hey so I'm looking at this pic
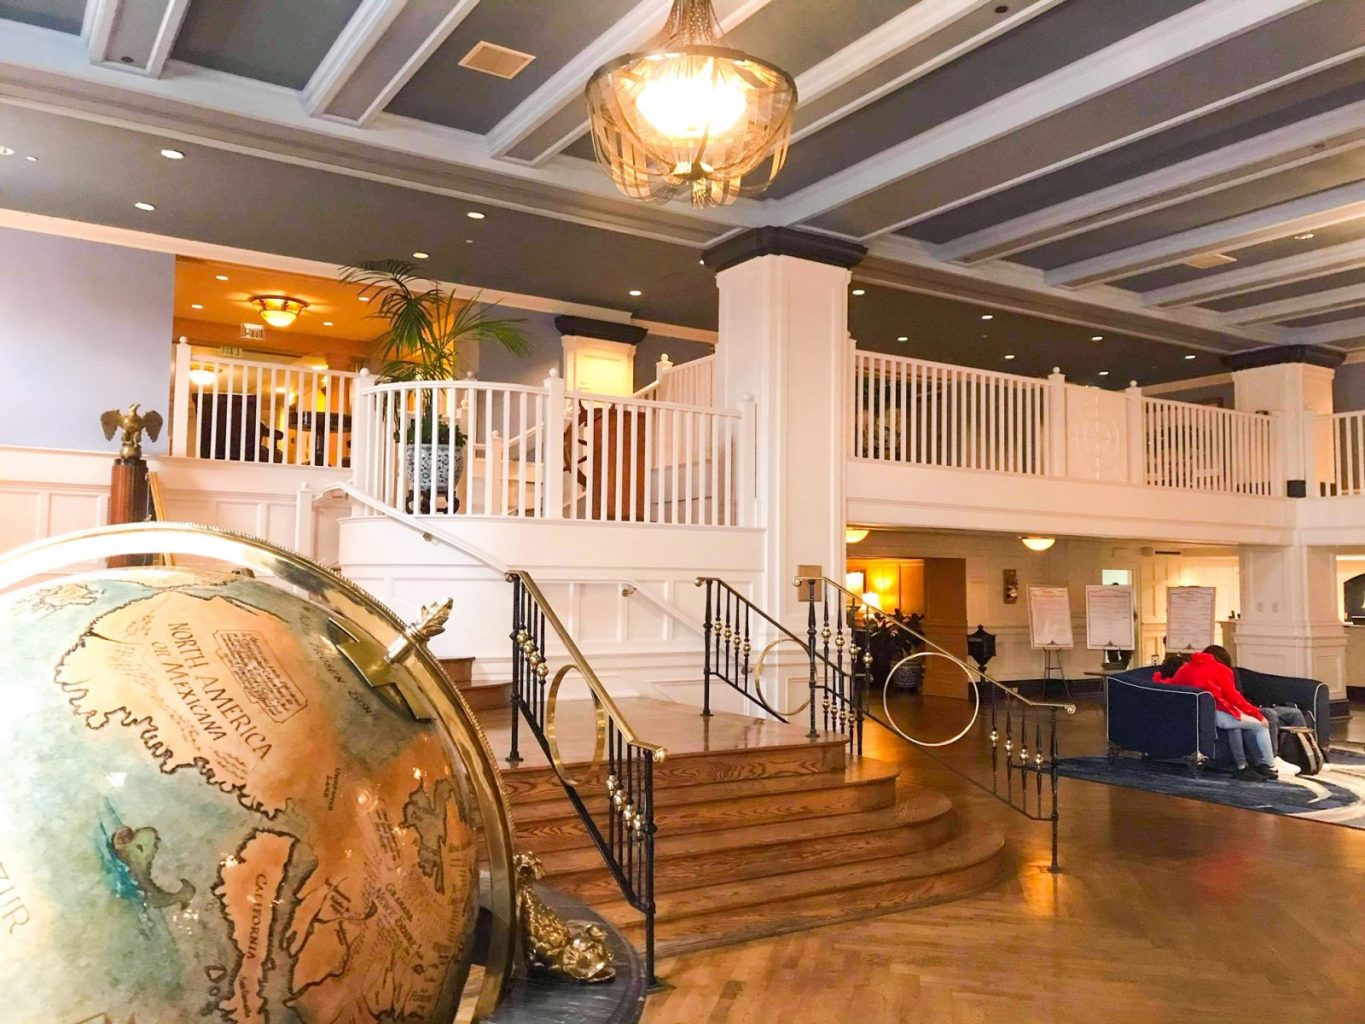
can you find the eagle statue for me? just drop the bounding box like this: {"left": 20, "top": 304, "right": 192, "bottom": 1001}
{"left": 100, "top": 403, "right": 164, "bottom": 461}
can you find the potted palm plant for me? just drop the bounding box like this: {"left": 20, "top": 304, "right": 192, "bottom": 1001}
{"left": 341, "top": 260, "right": 529, "bottom": 507}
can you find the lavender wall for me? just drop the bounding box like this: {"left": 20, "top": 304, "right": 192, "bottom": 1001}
{"left": 0, "top": 228, "right": 175, "bottom": 453}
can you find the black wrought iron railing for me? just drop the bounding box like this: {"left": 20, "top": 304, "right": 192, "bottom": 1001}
{"left": 505, "top": 570, "right": 663, "bottom": 984}
{"left": 796, "top": 575, "right": 1076, "bottom": 872}
{"left": 695, "top": 576, "right": 864, "bottom": 752}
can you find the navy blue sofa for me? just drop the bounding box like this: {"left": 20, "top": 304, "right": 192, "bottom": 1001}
{"left": 1105, "top": 665, "right": 1330, "bottom": 768}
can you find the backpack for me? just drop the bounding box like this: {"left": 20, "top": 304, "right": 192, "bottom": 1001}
{"left": 1279, "top": 725, "right": 1324, "bottom": 776}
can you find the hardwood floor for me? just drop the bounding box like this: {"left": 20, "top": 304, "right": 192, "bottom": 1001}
{"left": 641, "top": 696, "right": 1365, "bottom": 1024}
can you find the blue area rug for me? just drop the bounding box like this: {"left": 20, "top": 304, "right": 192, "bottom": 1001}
{"left": 1055, "top": 750, "right": 1365, "bottom": 829}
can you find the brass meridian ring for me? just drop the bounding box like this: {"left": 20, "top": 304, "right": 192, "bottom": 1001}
{"left": 752, "top": 637, "right": 815, "bottom": 717}
{"left": 544, "top": 664, "right": 607, "bottom": 788}
{"left": 880, "top": 650, "right": 982, "bottom": 748}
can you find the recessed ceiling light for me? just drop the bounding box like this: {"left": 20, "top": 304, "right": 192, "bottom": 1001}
{"left": 323, "top": 320, "right": 335, "bottom": 327}
{"left": 467, "top": 211, "right": 486, "bottom": 220}
{"left": 133, "top": 201, "right": 155, "bottom": 211}
{"left": 980, "top": 314, "right": 994, "bottom": 321}
{"left": 897, "top": 335, "right": 908, "bottom": 342}
{"left": 23, "top": 155, "right": 37, "bottom": 162}
{"left": 1294, "top": 232, "right": 1315, "bottom": 241}
{"left": 215, "top": 274, "right": 229, "bottom": 281}
{"left": 629, "top": 289, "right": 643, "bottom": 297}
{"left": 1099, "top": 370, "right": 1110, "bottom": 376}
{"left": 0, "top": 146, "right": 14, "bottom": 156}
{"left": 851, "top": 288, "right": 866, "bottom": 296}
{"left": 1004, "top": 354, "right": 1016, "bottom": 360}
{"left": 190, "top": 303, "right": 203, "bottom": 310}
{"left": 412, "top": 251, "right": 430, "bottom": 259}
{"left": 1091, "top": 335, "right": 1103, "bottom": 341}
{"left": 160, "top": 148, "right": 184, "bottom": 160}
{"left": 698, "top": 259, "right": 705, "bottom": 265}
{"left": 1184, "top": 354, "right": 1197, "bottom": 360}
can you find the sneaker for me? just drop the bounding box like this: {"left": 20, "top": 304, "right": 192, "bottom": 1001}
{"left": 1252, "top": 763, "right": 1279, "bottom": 780}
{"left": 1274, "top": 757, "right": 1301, "bottom": 778}
{"left": 1233, "top": 766, "right": 1261, "bottom": 781}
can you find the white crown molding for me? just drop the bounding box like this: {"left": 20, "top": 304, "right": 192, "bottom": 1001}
{"left": 1046, "top": 180, "right": 1365, "bottom": 288}
{"left": 939, "top": 99, "right": 1365, "bottom": 265}
{"left": 769, "top": 0, "right": 1324, "bottom": 229}
{"left": 1142, "top": 237, "right": 1365, "bottom": 309}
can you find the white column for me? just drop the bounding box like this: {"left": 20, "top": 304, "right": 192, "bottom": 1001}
{"left": 1230, "top": 354, "right": 1337, "bottom": 495}
{"left": 1237, "top": 544, "right": 1347, "bottom": 698}
{"left": 542, "top": 369, "right": 566, "bottom": 519}
{"left": 710, "top": 231, "right": 863, "bottom": 623}
{"left": 1046, "top": 368, "right": 1067, "bottom": 478}
{"left": 171, "top": 336, "right": 191, "bottom": 458}
{"left": 1125, "top": 382, "right": 1145, "bottom": 486}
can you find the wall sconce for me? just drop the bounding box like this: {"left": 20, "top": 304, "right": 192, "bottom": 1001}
{"left": 846, "top": 528, "right": 869, "bottom": 544}
{"left": 252, "top": 295, "right": 308, "bottom": 328}
{"left": 1020, "top": 536, "right": 1056, "bottom": 552}
{"left": 188, "top": 366, "right": 217, "bottom": 387}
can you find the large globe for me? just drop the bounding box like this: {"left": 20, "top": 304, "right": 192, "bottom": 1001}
{"left": 0, "top": 566, "right": 479, "bottom": 1024}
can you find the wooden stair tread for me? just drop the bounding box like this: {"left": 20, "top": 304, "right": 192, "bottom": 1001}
{"left": 599, "top": 827, "right": 1005, "bottom": 927}
{"left": 511, "top": 757, "right": 899, "bottom": 825}
{"left": 534, "top": 788, "right": 954, "bottom": 877}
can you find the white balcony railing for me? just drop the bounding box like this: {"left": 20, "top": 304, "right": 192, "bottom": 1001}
{"left": 352, "top": 373, "right": 753, "bottom": 526}
{"left": 852, "top": 350, "right": 1281, "bottom": 497}
{"left": 1324, "top": 410, "right": 1365, "bottom": 497}
{"left": 170, "top": 339, "right": 360, "bottom": 468}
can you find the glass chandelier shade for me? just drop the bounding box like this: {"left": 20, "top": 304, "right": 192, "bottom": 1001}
{"left": 252, "top": 296, "right": 307, "bottom": 329}
{"left": 585, "top": 0, "right": 797, "bottom": 208}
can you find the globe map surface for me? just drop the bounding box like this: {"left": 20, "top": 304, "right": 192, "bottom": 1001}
{"left": 0, "top": 566, "right": 479, "bottom": 1024}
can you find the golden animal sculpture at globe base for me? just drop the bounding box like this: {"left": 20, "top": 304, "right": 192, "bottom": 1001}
{"left": 0, "top": 522, "right": 521, "bottom": 1022}
{"left": 99, "top": 404, "right": 165, "bottom": 568}
{"left": 515, "top": 852, "right": 617, "bottom": 983}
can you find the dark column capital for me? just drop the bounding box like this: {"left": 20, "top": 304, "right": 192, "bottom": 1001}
{"left": 1220, "top": 345, "right": 1345, "bottom": 371}
{"left": 702, "top": 226, "right": 868, "bottom": 273}
{"left": 553, "top": 315, "right": 647, "bottom": 345}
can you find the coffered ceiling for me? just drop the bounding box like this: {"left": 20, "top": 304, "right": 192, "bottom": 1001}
{"left": 0, "top": 0, "right": 1362, "bottom": 375}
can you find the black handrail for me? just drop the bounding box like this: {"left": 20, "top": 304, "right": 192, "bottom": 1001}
{"left": 695, "top": 576, "right": 864, "bottom": 751}
{"left": 506, "top": 569, "right": 662, "bottom": 985}
{"left": 796, "top": 575, "right": 1075, "bottom": 872}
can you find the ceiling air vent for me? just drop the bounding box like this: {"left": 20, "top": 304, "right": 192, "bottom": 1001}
{"left": 1183, "top": 252, "right": 1237, "bottom": 270}
{"left": 459, "top": 41, "right": 536, "bottom": 80}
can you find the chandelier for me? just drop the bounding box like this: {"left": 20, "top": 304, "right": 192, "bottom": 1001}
{"left": 585, "top": 0, "right": 797, "bottom": 207}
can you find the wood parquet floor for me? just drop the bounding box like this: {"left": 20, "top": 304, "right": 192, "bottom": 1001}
{"left": 641, "top": 698, "right": 1365, "bottom": 1024}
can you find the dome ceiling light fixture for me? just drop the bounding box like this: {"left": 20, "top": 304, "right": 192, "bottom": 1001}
{"left": 846, "top": 528, "right": 870, "bottom": 544}
{"left": 1020, "top": 536, "right": 1056, "bottom": 552}
{"left": 585, "top": 0, "right": 797, "bottom": 208}
{"left": 252, "top": 295, "right": 307, "bottom": 329}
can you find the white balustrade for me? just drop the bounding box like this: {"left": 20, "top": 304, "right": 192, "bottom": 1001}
{"left": 171, "top": 339, "right": 360, "bottom": 469}
{"left": 852, "top": 351, "right": 1053, "bottom": 475}
{"left": 353, "top": 375, "right": 745, "bottom": 526}
{"left": 1142, "top": 398, "right": 1276, "bottom": 496}
{"left": 1325, "top": 410, "right": 1365, "bottom": 497}
{"left": 654, "top": 353, "right": 715, "bottom": 407}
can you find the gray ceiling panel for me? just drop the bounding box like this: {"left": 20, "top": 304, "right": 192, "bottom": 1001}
{"left": 815, "top": 2, "right": 1365, "bottom": 237}
{"left": 914, "top": 60, "right": 1365, "bottom": 245}
{"left": 172, "top": 0, "right": 363, "bottom": 89}
{"left": 1201, "top": 267, "right": 1365, "bottom": 312}
{"left": 724, "top": 0, "right": 923, "bottom": 79}
{"left": 1115, "top": 219, "right": 1365, "bottom": 293}
{"left": 387, "top": 0, "right": 641, "bottom": 134}
{"left": 1015, "top": 150, "right": 1365, "bottom": 271}
{"left": 1280, "top": 304, "right": 1365, "bottom": 328}
{"left": 0, "top": 0, "right": 83, "bottom": 33}
{"left": 760, "top": 0, "right": 1202, "bottom": 199}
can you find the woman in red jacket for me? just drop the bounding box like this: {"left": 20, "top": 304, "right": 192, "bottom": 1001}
{"left": 1155, "top": 652, "right": 1278, "bottom": 780}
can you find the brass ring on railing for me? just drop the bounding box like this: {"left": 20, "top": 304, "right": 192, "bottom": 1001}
{"left": 880, "top": 651, "right": 982, "bottom": 748}
{"left": 544, "top": 664, "right": 607, "bottom": 788}
{"left": 752, "top": 637, "right": 815, "bottom": 717}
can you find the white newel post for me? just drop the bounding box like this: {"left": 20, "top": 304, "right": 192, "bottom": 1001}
{"left": 656, "top": 353, "right": 673, "bottom": 389}
{"left": 171, "top": 337, "right": 191, "bottom": 458}
{"left": 294, "top": 481, "right": 315, "bottom": 558}
{"left": 736, "top": 393, "right": 757, "bottom": 527}
{"left": 1046, "top": 368, "right": 1067, "bottom": 478}
{"left": 351, "top": 369, "right": 372, "bottom": 497}
{"left": 707, "top": 228, "right": 865, "bottom": 623}
{"left": 1125, "top": 382, "right": 1145, "bottom": 486}
{"left": 543, "top": 369, "right": 566, "bottom": 519}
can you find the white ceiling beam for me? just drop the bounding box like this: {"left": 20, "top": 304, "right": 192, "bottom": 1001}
{"left": 1045, "top": 181, "right": 1365, "bottom": 288}
{"left": 1142, "top": 237, "right": 1365, "bottom": 309}
{"left": 303, "top": 0, "right": 480, "bottom": 126}
{"left": 81, "top": 0, "right": 190, "bottom": 77}
{"left": 1283, "top": 315, "right": 1365, "bottom": 346}
{"left": 484, "top": 0, "right": 777, "bottom": 161}
{"left": 939, "top": 99, "right": 1365, "bottom": 265}
{"left": 771, "top": 0, "right": 1323, "bottom": 229}
{"left": 1223, "top": 282, "right": 1365, "bottom": 327}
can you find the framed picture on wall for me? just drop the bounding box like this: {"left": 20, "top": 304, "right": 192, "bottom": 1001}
{"left": 1003, "top": 568, "right": 1019, "bottom": 604}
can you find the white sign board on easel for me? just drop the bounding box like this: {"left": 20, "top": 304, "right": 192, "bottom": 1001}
{"left": 1166, "top": 586, "right": 1217, "bottom": 653}
{"left": 1027, "top": 586, "right": 1074, "bottom": 650}
{"left": 1085, "top": 584, "right": 1135, "bottom": 651}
